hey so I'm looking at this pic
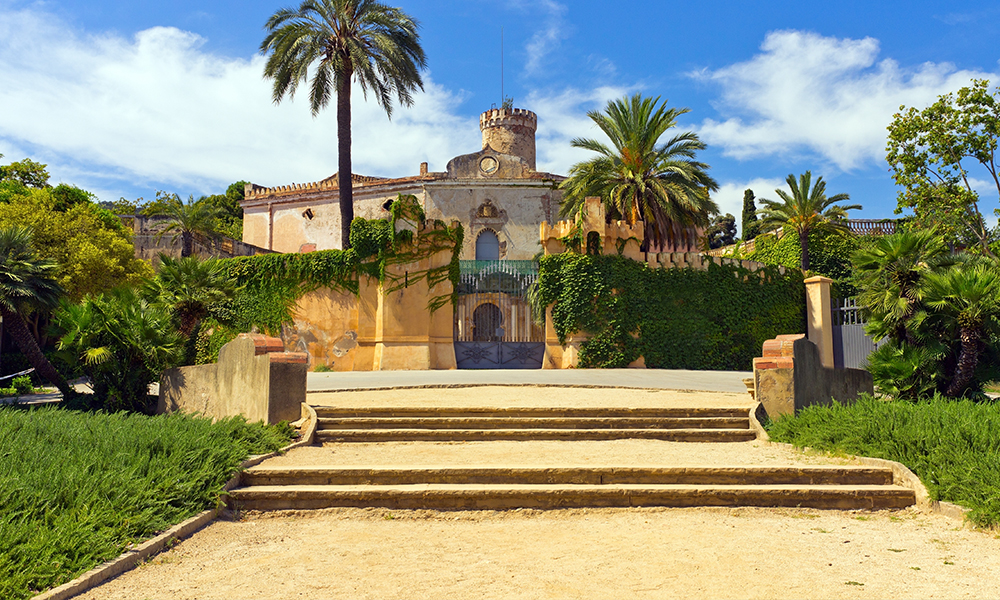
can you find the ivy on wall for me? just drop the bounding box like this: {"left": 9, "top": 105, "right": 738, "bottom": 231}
{"left": 536, "top": 253, "right": 805, "bottom": 370}
{"left": 193, "top": 195, "right": 463, "bottom": 363}
{"left": 743, "top": 228, "right": 868, "bottom": 297}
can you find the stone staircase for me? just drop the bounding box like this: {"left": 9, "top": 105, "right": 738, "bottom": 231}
{"left": 229, "top": 402, "right": 917, "bottom": 512}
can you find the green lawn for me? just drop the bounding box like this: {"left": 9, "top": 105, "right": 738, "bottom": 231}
{"left": 0, "top": 406, "right": 293, "bottom": 600}
{"left": 766, "top": 395, "right": 1000, "bottom": 528}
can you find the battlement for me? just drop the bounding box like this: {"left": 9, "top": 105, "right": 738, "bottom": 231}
{"left": 540, "top": 197, "right": 645, "bottom": 260}
{"left": 480, "top": 108, "right": 538, "bottom": 131}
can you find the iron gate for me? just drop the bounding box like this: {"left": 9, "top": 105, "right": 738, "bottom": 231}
{"left": 454, "top": 260, "right": 545, "bottom": 369}
{"left": 832, "top": 298, "right": 884, "bottom": 369}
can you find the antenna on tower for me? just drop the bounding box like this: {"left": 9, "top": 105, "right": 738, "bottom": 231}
{"left": 501, "top": 27, "right": 504, "bottom": 107}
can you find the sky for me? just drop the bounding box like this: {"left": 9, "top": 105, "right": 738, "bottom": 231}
{"left": 2, "top": 0, "right": 1000, "bottom": 233}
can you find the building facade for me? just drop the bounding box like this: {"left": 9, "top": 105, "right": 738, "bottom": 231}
{"left": 241, "top": 107, "right": 565, "bottom": 261}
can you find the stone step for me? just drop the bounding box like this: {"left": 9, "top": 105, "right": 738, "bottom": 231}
{"left": 311, "top": 406, "right": 750, "bottom": 419}
{"left": 242, "top": 466, "right": 895, "bottom": 487}
{"left": 229, "top": 483, "right": 916, "bottom": 511}
{"left": 314, "top": 428, "right": 758, "bottom": 443}
{"left": 316, "top": 416, "right": 750, "bottom": 431}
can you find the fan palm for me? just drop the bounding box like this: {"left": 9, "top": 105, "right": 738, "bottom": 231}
{"left": 0, "top": 225, "right": 73, "bottom": 397}
{"left": 852, "top": 229, "right": 953, "bottom": 345}
{"left": 144, "top": 194, "right": 221, "bottom": 257}
{"left": 758, "top": 171, "right": 861, "bottom": 271}
{"left": 143, "top": 255, "right": 239, "bottom": 336}
{"left": 261, "top": 0, "right": 426, "bottom": 250}
{"left": 922, "top": 263, "right": 1000, "bottom": 397}
{"left": 559, "top": 94, "right": 719, "bottom": 251}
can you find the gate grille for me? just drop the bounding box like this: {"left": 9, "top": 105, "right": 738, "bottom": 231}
{"left": 832, "top": 298, "right": 883, "bottom": 369}
{"left": 454, "top": 260, "right": 544, "bottom": 369}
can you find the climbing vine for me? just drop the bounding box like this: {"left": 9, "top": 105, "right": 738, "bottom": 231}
{"left": 536, "top": 253, "right": 805, "bottom": 370}
{"left": 194, "top": 194, "right": 463, "bottom": 362}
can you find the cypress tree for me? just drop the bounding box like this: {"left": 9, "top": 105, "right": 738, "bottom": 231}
{"left": 741, "top": 189, "right": 760, "bottom": 240}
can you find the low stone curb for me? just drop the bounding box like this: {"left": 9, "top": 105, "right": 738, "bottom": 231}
{"left": 31, "top": 403, "right": 318, "bottom": 600}
{"left": 747, "top": 402, "right": 971, "bottom": 523}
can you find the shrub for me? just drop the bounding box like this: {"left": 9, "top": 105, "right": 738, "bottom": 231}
{"left": 11, "top": 376, "right": 33, "bottom": 396}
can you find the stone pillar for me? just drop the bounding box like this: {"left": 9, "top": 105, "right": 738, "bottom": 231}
{"left": 804, "top": 275, "right": 834, "bottom": 368}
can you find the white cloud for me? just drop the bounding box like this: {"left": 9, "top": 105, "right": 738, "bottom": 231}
{"left": 518, "top": 0, "right": 568, "bottom": 76}
{"left": 694, "top": 30, "right": 998, "bottom": 171}
{"left": 0, "top": 6, "right": 479, "bottom": 199}
{"left": 712, "top": 178, "right": 785, "bottom": 236}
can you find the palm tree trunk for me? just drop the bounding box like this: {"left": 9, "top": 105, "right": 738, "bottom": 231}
{"left": 337, "top": 68, "right": 354, "bottom": 250}
{"left": 0, "top": 307, "right": 73, "bottom": 398}
{"left": 181, "top": 231, "right": 193, "bottom": 257}
{"left": 946, "top": 327, "right": 980, "bottom": 397}
{"left": 799, "top": 228, "right": 810, "bottom": 271}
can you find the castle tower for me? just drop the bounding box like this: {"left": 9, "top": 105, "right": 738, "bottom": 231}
{"left": 480, "top": 108, "right": 537, "bottom": 170}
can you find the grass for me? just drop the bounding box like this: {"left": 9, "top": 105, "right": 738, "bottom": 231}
{"left": 766, "top": 395, "right": 1000, "bottom": 528}
{"left": 0, "top": 405, "right": 294, "bottom": 600}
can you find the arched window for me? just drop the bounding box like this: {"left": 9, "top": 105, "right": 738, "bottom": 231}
{"left": 475, "top": 229, "right": 500, "bottom": 261}
{"left": 473, "top": 303, "right": 503, "bottom": 341}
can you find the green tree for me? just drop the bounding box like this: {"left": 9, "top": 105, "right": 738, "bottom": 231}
{"left": 0, "top": 225, "right": 73, "bottom": 397}
{"left": 0, "top": 188, "right": 152, "bottom": 301}
{"left": 741, "top": 188, "right": 761, "bottom": 240}
{"left": 758, "top": 171, "right": 861, "bottom": 271}
{"left": 559, "top": 94, "right": 719, "bottom": 251}
{"left": 202, "top": 181, "right": 248, "bottom": 240}
{"left": 886, "top": 79, "right": 1000, "bottom": 256}
{"left": 143, "top": 255, "right": 239, "bottom": 337}
{"left": 261, "top": 0, "right": 427, "bottom": 250}
{"left": 0, "top": 155, "right": 50, "bottom": 189}
{"left": 706, "top": 213, "right": 737, "bottom": 249}
{"left": 144, "top": 193, "right": 222, "bottom": 257}
{"left": 55, "top": 288, "right": 182, "bottom": 413}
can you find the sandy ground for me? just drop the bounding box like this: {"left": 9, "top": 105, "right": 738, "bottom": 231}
{"left": 76, "top": 506, "right": 999, "bottom": 600}
{"left": 307, "top": 386, "right": 754, "bottom": 409}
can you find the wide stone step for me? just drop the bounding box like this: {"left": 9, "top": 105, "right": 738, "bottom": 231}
{"left": 229, "top": 483, "right": 916, "bottom": 511}
{"left": 242, "top": 466, "right": 895, "bottom": 487}
{"left": 314, "top": 428, "right": 757, "bottom": 443}
{"left": 311, "top": 406, "right": 750, "bottom": 419}
{"left": 317, "top": 416, "right": 750, "bottom": 431}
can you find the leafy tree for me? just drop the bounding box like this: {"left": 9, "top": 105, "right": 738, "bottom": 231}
{"left": 143, "top": 193, "right": 222, "bottom": 257}
{"left": 758, "top": 171, "right": 861, "bottom": 271}
{"left": 0, "top": 188, "right": 152, "bottom": 300}
{"left": 559, "top": 94, "right": 719, "bottom": 251}
{"left": 202, "top": 181, "right": 248, "bottom": 240}
{"left": 0, "top": 225, "right": 73, "bottom": 397}
{"left": 261, "top": 0, "right": 427, "bottom": 249}
{"left": 55, "top": 288, "right": 182, "bottom": 413}
{"left": 886, "top": 79, "right": 1000, "bottom": 256}
{"left": 706, "top": 213, "right": 737, "bottom": 249}
{"left": 143, "top": 255, "right": 239, "bottom": 337}
{"left": 741, "top": 188, "right": 761, "bottom": 240}
{"left": 0, "top": 155, "right": 50, "bottom": 189}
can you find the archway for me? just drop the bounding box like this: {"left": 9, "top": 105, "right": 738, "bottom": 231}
{"left": 475, "top": 229, "right": 500, "bottom": 261}
{"left": 472, "top": 302, "right": 503, "bottom": 342}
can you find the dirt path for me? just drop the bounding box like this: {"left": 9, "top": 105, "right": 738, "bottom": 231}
{"left": 77, "top": 506, "right": 998, "bottom": 600}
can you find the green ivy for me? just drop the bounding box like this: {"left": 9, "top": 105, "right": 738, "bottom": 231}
{"left": 196, "top": 194, "right": 463, "bottom": 358}
{"left": 537, "top": 253, "right": 805, "bottom": 370}
{"left": 747, "top": 228, "right": 869, "bottom": 297}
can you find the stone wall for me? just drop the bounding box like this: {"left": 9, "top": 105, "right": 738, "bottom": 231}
{"left": 158, "top": 334, "right": 307, "bottom": 424}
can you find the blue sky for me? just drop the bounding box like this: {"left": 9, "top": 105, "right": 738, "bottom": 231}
{"left": 2, "top": 0, "right": 1000, "bottom": 232}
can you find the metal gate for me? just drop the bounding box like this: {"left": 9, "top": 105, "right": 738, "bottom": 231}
{"left": 454, "top": 260, "right": 545, "bottom": 369}
{"left": 832, "top": 298, "right": 884, "bottom": 369}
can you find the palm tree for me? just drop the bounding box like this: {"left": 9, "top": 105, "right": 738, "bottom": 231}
{"left": 922, "top": 263, "right": 1000, "bottom": 397}
{"left": 145, "top": 194, "right": 221, "bottom": 257}
{"left": 261, "top": 0, "right": 427, "bottom": 250}
{"left": 0, "top": 225, "right": 73, "bottom": 398}
{"left": 758, "top": 171, "right": 861, "bottom": 271}
{"left": 143, "top": 255, "right": 239, "bottom": 337}
{"left": 559, "top": 94, "right": 719, "bottom": 252}
{"left": 852, "top": 229, "right": 953, "bottom": 345}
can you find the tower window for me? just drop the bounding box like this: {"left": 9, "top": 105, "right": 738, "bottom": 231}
{"left": 475, "top": 229, "right": 500, "bottom": 261}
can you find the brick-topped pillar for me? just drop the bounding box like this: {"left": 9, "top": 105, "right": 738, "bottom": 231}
{"left": 804, "top": 276, "right": 834, "bottom": 368}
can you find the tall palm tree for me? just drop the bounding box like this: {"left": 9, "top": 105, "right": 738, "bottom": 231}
{"left": 758, "top": 171, "right": 861, "bottom": 271}
{"left": 261, "top": 0, "right": 427, "bottom": 250}
{"left": 143, "top": 255, "right": 239, "bottom": 337}
{"left": 0, "top": 225, "right": 73, "bottom": 398}
{"left": 145, "top": 194, "right": 221, "bottom": 257}
{"left": 559, "top": 94, "right": 719, "bottom": 252}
